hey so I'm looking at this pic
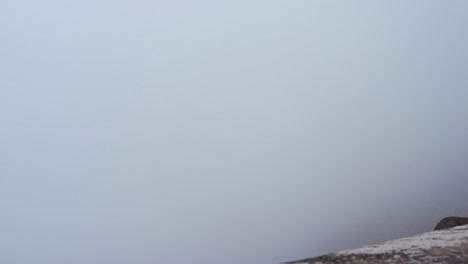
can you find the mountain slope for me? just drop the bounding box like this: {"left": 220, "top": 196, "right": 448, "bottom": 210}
{"left": 287, "top": 224, "right": 468, "bottom": 264}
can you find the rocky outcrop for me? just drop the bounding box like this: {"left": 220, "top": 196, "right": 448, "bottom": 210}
{"left": 434, "top": 217, "right": 468, "bottom": 231}
{"left": 286, "top": 218, "right": 468, "bottom": 264}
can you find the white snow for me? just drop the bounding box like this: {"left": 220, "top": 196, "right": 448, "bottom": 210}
{"left": 337, "top": 225, "right": 468, "bottom": 256}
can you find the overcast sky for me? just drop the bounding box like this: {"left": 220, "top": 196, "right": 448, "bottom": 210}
{"left": 1, "top": 1, "right": 468, "bottom": 264}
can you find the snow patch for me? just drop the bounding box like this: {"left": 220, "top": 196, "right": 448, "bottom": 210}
{"left": 337, "top": 225, "right": 468, "bottom": 256}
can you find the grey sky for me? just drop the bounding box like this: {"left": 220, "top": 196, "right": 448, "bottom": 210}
{"left": 1, "top": 1, "right": 468, "bottom": 264}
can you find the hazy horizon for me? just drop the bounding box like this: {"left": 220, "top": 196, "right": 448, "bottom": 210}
{"left": 1, "top": 1, "right": 468, "bottom": 264}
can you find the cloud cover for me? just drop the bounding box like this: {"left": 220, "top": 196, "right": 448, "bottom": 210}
{"left": 1, "top": 1, "right": 468, "bottom": 263}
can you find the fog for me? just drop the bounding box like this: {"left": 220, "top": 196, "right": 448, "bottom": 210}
{"left": 1, "top": 1, "right": 468, "bottom": 263}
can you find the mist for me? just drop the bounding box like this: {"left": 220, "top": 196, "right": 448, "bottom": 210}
{"left": 1, "top": 1, "right": 468, "bottom": 263}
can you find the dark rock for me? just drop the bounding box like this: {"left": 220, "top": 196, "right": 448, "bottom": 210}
{"left": 434, "top": 216, "right": 468, "bottom": 231}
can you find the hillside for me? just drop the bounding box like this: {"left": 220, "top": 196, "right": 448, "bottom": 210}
{"left": 287, "top": 219, "right": 468, "bottom": 264}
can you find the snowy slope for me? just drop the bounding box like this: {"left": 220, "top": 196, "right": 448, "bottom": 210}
{"left": 287, "top": 225, "right": 468, "bottom": 264}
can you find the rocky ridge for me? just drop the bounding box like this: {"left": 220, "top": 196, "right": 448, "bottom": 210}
{"left": 287, "top": 217, "right": 468, "bottom": 264}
